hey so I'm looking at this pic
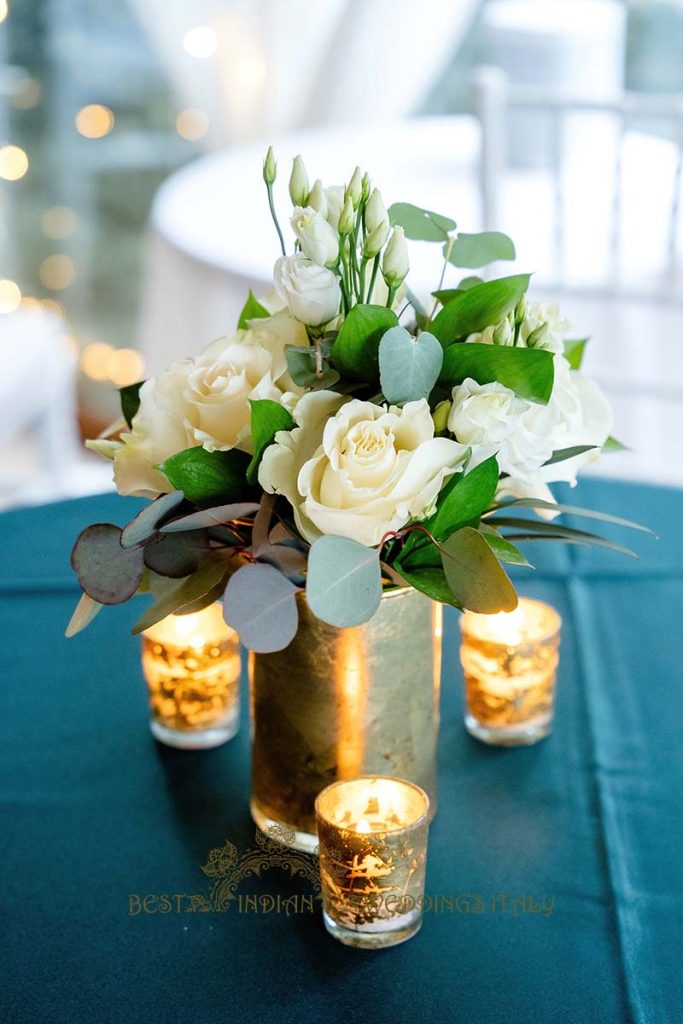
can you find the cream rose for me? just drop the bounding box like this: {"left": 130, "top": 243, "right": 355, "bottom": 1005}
{"left": 260, "top": 395, "right": 467, "bottom": 547}
{"left": 273, "top": 255, "right": 341, "bottom": 326}
{"left": 448, "top": 378, "right": 526, "bottom": 454}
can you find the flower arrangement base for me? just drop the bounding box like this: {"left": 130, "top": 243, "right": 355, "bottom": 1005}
{"left": 249, "top": 589, "right": 442, "bottom": 853}
{"left": 464, "top": 713, "right": 553, "bottom": 748}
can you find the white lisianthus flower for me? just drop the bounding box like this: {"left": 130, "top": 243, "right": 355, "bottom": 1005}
{"left": 382, "top": 226, "right": 409, "bottom": 288}
{"left": 448, "top": 378, "right": 526, "bottom": 456}
{"left": 260, "top": 395, "right": 468, "bottom": 547}
{"left": 291, "top": 206, "right": 339, "bottom": 267}
{"left": 519, "top": 301, "right": 570, "bottom": 353}
{"left": 273, "top": 255, "right": 341, "bottom": 326}
{"left": 324, "top": 185, "right": 345, "bottom": 229}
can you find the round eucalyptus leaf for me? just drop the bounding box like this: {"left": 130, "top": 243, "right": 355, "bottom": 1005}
{"left": 71, "top": 524, "right": 145, "bottom": 605}
{"left": 306, "top": 535, "right": 382, "bottom": 628}
{"left": 120, "top": 490, "right": 185, "bottom": 548}
{"left": 378, "top": 326, "right": 443, "bottom": 405}
{"left": 143, "top": 530, "right": 208, "bottom": 578}
{"left": 223, "top": 563, "right": 299, "bottom": 653}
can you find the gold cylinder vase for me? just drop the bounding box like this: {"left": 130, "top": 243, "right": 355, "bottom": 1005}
{"left": 249, "top": 587, "right": 442, "bottom": 852}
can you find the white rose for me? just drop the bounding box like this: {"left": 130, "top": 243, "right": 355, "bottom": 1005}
{"left": 273, "top": 255, "right": 341, "bottom": 326}
{"left": 260, "top": 395, "right": 467, "bottom": 547}
{"left": 448, "top": 378, "right": 527, "bottom": 455}
{"left": 107, "top": 364, "right": 195, "bottom": 498}
{"left": 182, "top": 327, "right": 301, "bottom": 453}
{"left": 291, "top": 206, "right": 339, "bottom": 267}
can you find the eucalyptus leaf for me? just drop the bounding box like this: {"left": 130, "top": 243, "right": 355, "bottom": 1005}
{"left": 65, "top": 592, "right": 103, "bottom": 638}
{"left": 71, "top": 524, "right": 145, "bottom": 605}
{"left": 159, "top": 447, "right": 252, "bottom": 506}
{"left": 431, "top": 274, "right": 530, "bottom": 347}
{"left": 440, "top": 343, "right": 555, "bottom": 403}
{"left": 440, "top": 526, "right": 518, "bottom": 613}
{"left": 247, "top": 399, "right": 295, "bottom": 485}
{"left": 285, "top": 346, "right": 339, "bottom": 388}
{"left": 224, "top": 563, "right": 299, "bottom": 653}
{"left": 378, "top": 326, "right": 443, "bottom": 405}
{"left": 306, "top": 535, "right": 382, "bottom": 628}
{"left": 238, "top": 290, "right": 269, "bottom": 330}
{"left": 119, "top": 381, "right": 145, "bottom": 429}
{"left": 331, "top": 304, "right": 398, "bottom": 382}
{"left": 143, "top": 531, "right": 208, "bottom": 578}
{"left": 161, "top": 502, "right": 260, "bottom": 532}
{"left": 388, "top": 202, "right": 456, "bottom": 242}
{"left": 564, "top": 337, "right": 589, "bottom": 370}
{"left": 120, "top": 491, "right": 185, "bottom": 548}
{"left": 132, "top": 559, "right": 228, "bottom": 634}
{"left": 446, "top": 232, "right": 515, "bottom": 269}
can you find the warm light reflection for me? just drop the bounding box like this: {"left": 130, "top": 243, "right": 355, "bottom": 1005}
{"left": 0, "top": 279, "right": 21, "bottom": 313}
{"left": 75, "top": 104, "right": 115, "bottom": 139}
{"left": 105, "top": 347, "right": 145, "bottom": 387}
{"left": 41, "top": 206, "right": 77, "bottom": 239}
{"left": 176, "top": 108, "right": 210, "bottom": 140}
{"left": 233, "top": 52, "right": 267, "bottom": 90}
{"left": 335, "top": 631, "right": 367, "bottom": 779}
{"left": 0, "top": 1, "right": 7, "bottom": 24}
{"left": 12, "top": 76, "right": 40, "bottom": 110}
{"left": 0, "top": 145, "right": 29, "bottom": 181}
{"left": 183, "top": 25, "right": 218, "bottom": 58}
{"left": 40, "top": 298, "right": 65, "bottom": 317}
{"left": 39, "top": 254, "right": 75, "bottom": 290}
{"left": 80, "top": 342, "right": 113, "bottom": 381}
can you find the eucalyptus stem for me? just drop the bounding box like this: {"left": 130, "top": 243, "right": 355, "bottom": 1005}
{"left": 430, "top": 235, "right": 454, "bottom": 319}
{"left": 266, "top": 183, "right": 286, "bottom": 256}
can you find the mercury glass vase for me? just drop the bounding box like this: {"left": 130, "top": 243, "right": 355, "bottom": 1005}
{"left": 249, "top": 588, "right": 442, "bottom": 852}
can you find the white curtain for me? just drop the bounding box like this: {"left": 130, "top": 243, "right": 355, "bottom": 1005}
{"left": 129, "top": 0, "right": 480, "bottom": 144}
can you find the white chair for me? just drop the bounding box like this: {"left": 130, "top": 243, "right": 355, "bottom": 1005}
{"left": 472, "top": 67, "right": 683, "bottom": 485}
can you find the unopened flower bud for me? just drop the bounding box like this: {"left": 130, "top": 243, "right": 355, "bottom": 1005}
{"left": 338, "top": 194, "right": 354, "bottom": 237}
{"left": 364, "top": 188, "right": 389, "bottom": 235}
{"left": 345, "top": 166, "right": 362, "bottom": 209}
{"left": 361, "top": 171, "right": 371, "bottom": 202}
{"left": 363, "top": 220, "right": 390, "bottom": 258}
{"left": 493, "top": 318, "right": 513, "bottom": 346}
{"left": 289, "top": 155, "right": 309, "bottom": 207}
{"left": 514, "top": 295, "right": 527, "bottom": 325}
{"left": 262, "top": 145, "right": 276, "bottom": 185}
{"left": 432, "top": 399, "right": 452, "bottom": 434}
{"left": 525, "top": 322, "right": 551, "bottom": 349}
{"left": 381, "top": 226, "right": 409, "bottom": 287}
{"left": 307, "top": 179, "right": 327, "bottom": 217}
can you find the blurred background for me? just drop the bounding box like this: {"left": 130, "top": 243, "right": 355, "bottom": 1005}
{"left": 1, "top": 0, "right": 682, "bottom": 509}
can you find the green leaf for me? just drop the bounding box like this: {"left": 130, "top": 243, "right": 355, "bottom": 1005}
{"left": 440, "top": 343, "right": 555, "bottom": 403}
{"left": 285, "top": 346, "right": 340, "bottom": 388}
{"left": 446, "top": 232, "right": 515, "bottom": 269}
{"left": 238, "top": 290, "right": 269, "bottom": 330}
{"left": 603, "top": 435, "right": 629, "bottom": 453}
{"left": 159, "top": 447, "right": 252, "bottom": 506}
{"left": 388, "top": 202, "right": 456, "bottom": 242}
{"left": 132, "top": 559, "right": 228, "bottom": 634}
{"left": 119, "top": 381, "right": 145, "bottom": 429}
{"left": 120, "top": 490, "right": 185, "bottom": 548}
{"left": 247, "top": 399, "right": 295, "bottom": 485}
{"left": 161, "top": 502, "right": 260, "bottom": 532}
{"left": 331, "top": 304, "right": 398, "bottom": 382}
{"left": 143, "top": 531, "right": 209, "bottom": 578}
{"left": 65, "top": 592, "right": 103, "bottom": 638}
{"left": 492, "top": 517, "right": 638, "bottom": 557}
{"left": 441, "top": 526, "right": 518, "bottom": 613}
{"left": 431, "top": 274, "right": 530, "bottom": 347}
{"left": 71, "top": 524, "right": 145, "bottom": 605}
{"left": 564, "top": 337, "right": 589, "bottom": 370}
{"left": 224, "top": 563, "right": 299, "bottom": 653}
{"left": 543, "top": 445, "right": 597, "bottom": 467}
{"left": 396, "top": 566, "right": 462, "bottom": 607}
{"left": 489, "top": 498, "right": 654, "bottom": 534}
{"left": 306, "top": 535, "right": 382, "bottom": 628}
{"left": 378, "top": 327, "right": 443, "bottom": 405}
{"left": 481, "top": 531, "right": 532, "bottom": 567}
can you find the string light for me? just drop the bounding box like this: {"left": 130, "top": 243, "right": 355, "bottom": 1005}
{"left": 105, "top": 348, "right": 145, "bottom": 387}
{"left": 41, "top": 206, "right": 77, "bottom": 240}
{"left": 0, "top": 279, "right": 21, "bottom": 314}
{"left": 80, "top": 342, "right": 114, "bottom": 381}
{"left": 182, "top": 26, "right": 218, "bottom": 59}
{"left": 0, "top": 145, "right": 29, "bottom": 181}
{"left": 39, "top": 254, "right": 75, "bottom": 290}
{"left": 176, "top": 108, "right": 210, "bottom": 141}
{"left": 75, "top": 105, "right": 115, "bottom": 139}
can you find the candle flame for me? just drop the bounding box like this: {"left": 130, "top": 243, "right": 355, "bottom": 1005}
{"left": 355, "top": 819, "right": 372, "bottom": 834}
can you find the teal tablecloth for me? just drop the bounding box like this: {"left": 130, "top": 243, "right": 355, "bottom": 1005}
{"left": 1, "top": 478, "right": 682, "bottom": 1024}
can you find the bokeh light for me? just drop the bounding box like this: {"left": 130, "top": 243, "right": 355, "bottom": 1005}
{"left": 182, "top": 26, "right": 218, "bottom": 59}
{"left": 105, "top": 347, "right": 146, "bottom": 387}
{"left": 80, "top": 342, "right": 114, "bottom": 381}
{"left": 0, "top": 279, "right": 21, "bottom": 314}
{"left": 39, "top": 254, "right": 76, "bottom": 290}
{"left": 176, "top": 108, "right": 210, "bottom": 140}
{"left": 75, "top": 104, "right": 115, "bottom": 139}
{"left": 0, "top": 1, "right": 7, "bottom": 24}
{"left": 41, "top": 206, "right": 77, "bottom": 240}
{"left": 0, "top": 145, "right": 29, "bottom": 181}
{"left": 12, "top": 77, "right": 41, "bottom": 110}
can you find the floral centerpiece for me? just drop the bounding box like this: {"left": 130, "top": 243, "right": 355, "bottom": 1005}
{"left": 68, "top": 148, "right": 642, "bottom": 649}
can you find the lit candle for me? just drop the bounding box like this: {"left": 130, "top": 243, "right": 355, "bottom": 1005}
{"left": 315, "top": 776, "right": 430, "bottom": 949}
{"left": 459, "top": 597, "right": 561, "bottom": 747}
{"left": 141, "top": 603, "right": 241, "bottom": 749}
